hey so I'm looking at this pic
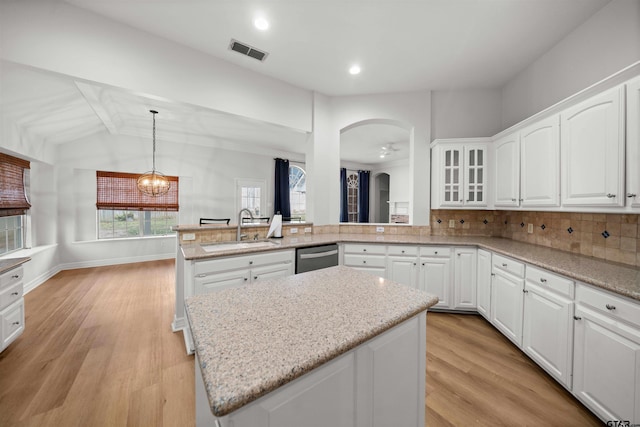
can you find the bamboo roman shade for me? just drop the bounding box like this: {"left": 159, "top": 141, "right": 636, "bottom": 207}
{"left": 96, "top": 171, "right": 179, "bottom": 211}
{"left": 0, "top": 153, "right": 31, "bottom": 217}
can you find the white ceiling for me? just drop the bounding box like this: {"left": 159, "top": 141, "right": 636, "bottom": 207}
{"left": 64, "top": 0, "right": 610, "bottom": 95}
{"left": 2, "top": 0, "right": 612, "bottom": 162}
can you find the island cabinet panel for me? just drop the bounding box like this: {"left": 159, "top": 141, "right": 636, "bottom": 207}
{"left": 200, "top": 312, "right": 427, "bottom": 427}
{"left": 490, "top": 254, "right": 525, "bottom": 347}
{"left": 573, "top": 284, "right": 640, "bottom": 424}
{"left": 561, "top": 85, "right": 625, "bottom": 207}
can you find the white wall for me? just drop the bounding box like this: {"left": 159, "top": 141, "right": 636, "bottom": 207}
{"left": 54, "top": 132, "right": 280, "bottom": 266}
{"left": 330, "top": 91, "right": 431, "bottom": 224}
{"left": 431, "top": 89, "right": 502, "bottom": 139}
{"left": 501, "top": 0, "right": 640, "bottom": 128}
{"left": 0, "top": 1, "right": 313, "bottom": 133}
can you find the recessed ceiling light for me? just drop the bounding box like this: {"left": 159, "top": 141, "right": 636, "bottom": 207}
{"left": 254, "top": 17, "right": 269, "bottom": 31}
{"left": 349, "top": 65, "right": 361, "bottom": 75}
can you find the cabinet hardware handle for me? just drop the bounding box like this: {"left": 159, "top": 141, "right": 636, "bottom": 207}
{"left": 502, "top": 263, "right": 507, "bottom": 267}
{"left": 457, "top": 253, "right": 461, "bottom": 256}
{"left": 363, "top": 260, "right": 366, "bottom": 264}
{"left": 413, "top": 263, "right": 416, "bottom": 266}
{"left": 606, "top": 193, "right": 616, "bottom": 198}
{"left": 12, "top": 321, "right": 20, "bottom": 326}
{"left": 605, "top": 304, "right": 616, "bottom": 310}
{"left": 573, "top": 315, "right": 582, "bottom": 320}
{"left": 460, "top": 200, "right": 464, "bottom": 203}
{"left": 196, "top": 274, "right": 206, "bottom": 278}
{"left": 10, "top": 292, "right": 19, "bottom": 296}
{"left": 540, "top": 278, "right": 547, "bottom": 283}
{"left": 491, "top": 273, "right": 495, "bottom": 277}
{"left": 363, "top": 249, "right": 367, "bottom": 252}
{"left": 253, "top": 276, "right": 258, "bottom": 280}
{"left": 401, "top": 250, "right": 405, "bottom": 253}
{"left": 249, "top": 261, "right": 253, "bottom": 265}
{"left": 523, "top": 289, "right": 528, "bottom": 294}
{"left": 244, "top": 277, "right": 248, "bottom": 281}
{"left": 434, "top": 251, "right": 438, "bottom": 255}
{"left": 511, "top": 198, "right": 517, "bottom": 202}
{"left": 627, "top": 193, "right": 637, "bottom": 198}
{"left": 422, "top": 263, "right": 425, "bottom": 266}
{"left": 11, "top": 275, "right": 19, "bottom": 279}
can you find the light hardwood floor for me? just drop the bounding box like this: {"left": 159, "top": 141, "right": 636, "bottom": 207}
{"left": 0, "top": 261, "right": 602, "bottom": 426}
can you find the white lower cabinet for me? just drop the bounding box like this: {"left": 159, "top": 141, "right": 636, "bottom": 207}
{"left": 193, "top": 250, "right": 295, "bottom": 295}
{"left": 453, "top": 247, "right": 476, "bottom": 310}
{"left": 490, "top": 254, "right": 525, "bottom": 347}
{"left": 343, "top": 244, "right": 387, "bottom": 277}
{"left": 0, "top": 266, "right": 25, "bottom": 353}
{"left": 522, "top": 266, "right": 575, "bottom": 389}
{"left": 573, "top": 284, "right": 640, "bottom": 424}
{"left": 419, "top": 247, "right": 452, "bottom": 309}
{"left": 386, "top": 246, "right": 418, "bottom": 289}
{"left": 476, "top": 249, "right": 492, "bottom": 320}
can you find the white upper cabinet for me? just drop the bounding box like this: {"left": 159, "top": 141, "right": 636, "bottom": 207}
{"left": 431, "top": 139, "right": 489, "bottom": 209}
{"left": 493, "top": 133, "right": 520, "bottom": 207}
{"left": 561, "top": 86, "right": 625, "bottom": 207}
{"left": 520, "top": 115, "right": 560, "bottom": 207}
{"left": 626, "top": 76, "right": 640, "bottom": 207}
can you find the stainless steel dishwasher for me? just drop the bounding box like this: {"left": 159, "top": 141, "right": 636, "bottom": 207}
{"left": 295, "top": 244, "right": 339, "bottom": 274}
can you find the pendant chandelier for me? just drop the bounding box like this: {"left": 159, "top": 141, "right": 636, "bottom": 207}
{"left": 137, "top": 110, "right": 170, "bottom": 196}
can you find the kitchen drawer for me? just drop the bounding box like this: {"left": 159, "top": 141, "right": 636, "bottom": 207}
{"left": 576, "top": 283, "right": 640, "bottom": 327}
{"left": 419, "top": 246, "right": 451, "bottom": 258}
{"left": 526, "top": 266, "right": 574, "bottom": 298}
{"left": 343, "top": 244, "right": 386, "bottom": 255}
{"left": 0, "top": 266, "right": 23, "bottom": 288}
{"left": 1, "top": 298, "right": 24, "bottom": 350}
{"left": 194, "top": 250, "right": 294, "bottom": 275}
{"left": 387, "top": 245, "right": 417, "bottom": 256}
{"left": 0, "top": 282, "right": 23, "bottom": 311}
{"left": 492, "top": 254, "right": 524, "bottom": 278}
{"left": 343, "top": 254, "right": 387, "bottom": 268}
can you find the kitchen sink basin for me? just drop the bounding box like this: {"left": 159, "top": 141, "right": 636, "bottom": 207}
{"left": 201, "top": 240, "right": 281, "bottom": 253}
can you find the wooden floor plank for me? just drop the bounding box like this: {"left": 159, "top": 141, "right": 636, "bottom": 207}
{"left": 0, "top": 261, "right": 603, "bottom": 426}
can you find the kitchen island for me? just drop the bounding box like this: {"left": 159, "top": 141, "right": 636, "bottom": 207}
{"left": 185, "top": 265, "right": 437, "bottom": 427}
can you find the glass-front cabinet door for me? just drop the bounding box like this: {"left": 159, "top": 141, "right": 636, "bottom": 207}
{"left": 465, "top": 147, "right": 485, "bottom": 206}
{"left": 432, "top": 138, "right": 490, "bottom": 209}
{"left": 442, "top": 147, "right": 462, "bottom": 206}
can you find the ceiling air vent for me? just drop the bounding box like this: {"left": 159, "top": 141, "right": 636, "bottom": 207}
{"left": 229, "top": 39, "right": 269, "bottom": 62}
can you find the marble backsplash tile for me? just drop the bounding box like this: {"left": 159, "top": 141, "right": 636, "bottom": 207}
{"left": 431, "top": 209, "right": 640, "bottom": 267}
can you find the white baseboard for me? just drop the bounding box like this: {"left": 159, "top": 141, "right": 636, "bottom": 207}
{"left": 58, "top": 253, "right": 175, "bottom": 271}
{"left": 24, "top": 265, "right": 62, "bottom": 295}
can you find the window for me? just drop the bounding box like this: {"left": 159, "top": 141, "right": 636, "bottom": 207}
{"left": 347, "top": 171, "right": 359, "bottom": 223}
{"left": 96, "top": 171, "right": 179, "bottom": 239}
{"left": 236, "top": 179, "right": 266, "bottom": 217}
{"left": 0, "top": 153, "right": 30, "bottom": 255}
{"left": 289, "top": 165, "right": 306, "bottom": 221}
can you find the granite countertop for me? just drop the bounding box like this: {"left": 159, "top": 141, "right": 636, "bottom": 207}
{"left": 181, "top": 234, "right": 640, "bottom": 301}
{"left": 0, "top": 257, "right": 31, "bottom": 276}
{"left": 185, "top": 265, "right": 438, "bottom": 417}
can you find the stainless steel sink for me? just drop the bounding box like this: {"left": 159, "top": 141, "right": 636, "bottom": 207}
{"left": 201, "top": 240, "right": 280, "bottom": 253}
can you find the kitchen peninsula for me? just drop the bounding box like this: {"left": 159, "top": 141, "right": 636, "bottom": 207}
{"left": 185, "top": 265, "right": 438, "bottom": 427}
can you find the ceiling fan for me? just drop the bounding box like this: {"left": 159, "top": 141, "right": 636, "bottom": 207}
{"left": 379, "top": 143, "right": 400, "bottom": 158}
